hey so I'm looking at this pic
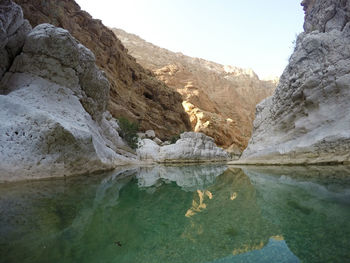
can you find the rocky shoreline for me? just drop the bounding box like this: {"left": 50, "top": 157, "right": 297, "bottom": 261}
{"left": 1, "top": 0, "right": 350, "bottom": 182}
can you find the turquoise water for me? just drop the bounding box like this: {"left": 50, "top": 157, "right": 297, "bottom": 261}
{"left": 0, "top": 165, "right": 350, "bottom": 263}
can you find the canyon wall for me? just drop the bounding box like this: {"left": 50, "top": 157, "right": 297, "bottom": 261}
{"left": 113, "top": 28, "right": 276, "bottom": 153}
{"left": 240, "top": 0, "right": 350, "bottom": 164}
{"left": 0, "top": 0, "right": 139, "bottom": 181}
{"left": 14, "top": 0, "right": 191, "bottom": 140}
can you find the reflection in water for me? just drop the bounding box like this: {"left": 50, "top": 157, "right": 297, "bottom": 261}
{"left": 0, "top": 165, "right": 349, "bottom": 263}
{"left": 243, "top": 166, "right": 350, "bottom": 263}
{"left": 230, "top": 192, "right": 237, "bottom": 200}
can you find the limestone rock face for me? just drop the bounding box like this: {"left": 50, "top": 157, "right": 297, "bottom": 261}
{"left": 14, "top": 0, "right": 191, "bottom": 140}
{"left": 0, "top": 0, "right": 31, "bottom": 78}
{"left": 302, "top": 0, "right": 349, "bottom": 33}
{"left": 113, "top": 28, "right": 277, "bottom": 151}
{"left": 240, "top": 0, "right": 350, "bottom": 164}
{"left": 0, "top": 23, "right": 136, "bottom": 181}
{"left": 137, "top": 132, "right": 229, "bottom": 162}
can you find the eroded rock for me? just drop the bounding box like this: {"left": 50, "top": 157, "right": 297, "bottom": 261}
{"left": 137, "top": 132, "right": 229, "bottom": 163}
{"left": 0, "top": 22, "right": 136, "bottom": 181}
{"left": 13, "top": 0, "right": 191, "bottom": 140}
{"left": 0, "top": 0, "right": 31, "bottom": 78}
{"left": 239, "top": 0, "right": 350, "bottom": 164}
{"left": 113, "top": 28, "right": 277, "bottom": 150}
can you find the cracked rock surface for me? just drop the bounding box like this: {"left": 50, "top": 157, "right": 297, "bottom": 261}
{"left": 0, "top": 21, "right": 136, "bottom": 181}
{"left": 240, "top": 0, "right": 350, "bottom": 164}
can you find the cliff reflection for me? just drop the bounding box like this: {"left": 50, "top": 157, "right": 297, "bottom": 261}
{"left": 179, "top": 168, "right": 281, "bottom": 260}
{"left": 1, "top": 165, "right": 349, "bottom": 263}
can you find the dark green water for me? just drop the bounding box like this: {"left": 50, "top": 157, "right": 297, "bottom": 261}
{"left": 1, "top": 165, "right": 350, "bottom": 263}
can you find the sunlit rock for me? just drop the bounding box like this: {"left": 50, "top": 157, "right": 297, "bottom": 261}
{"left": 113, "top": 28, "right": 276, "bottom": 150}
{"left": 0, "top": 23, "right": 137, "bottom": 181}
{"left": 239, "top": 0, "right": 350, "bottom": 164}
{"left": 137, "top": 132, "right": 229, "bottom": 163}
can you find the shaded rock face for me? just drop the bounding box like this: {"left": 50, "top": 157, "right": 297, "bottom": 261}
{"left": 0, "top": 20, "right": 136, "bottom": 181}
{"left": 302, "top": 0, "right": 349, "bottom": 33}
{"left": 137, "top": 132, "right": 229, "bottom": 162}
{"left": 0, "top": 0, "right": 31, "bottom": 78}
{"left": 113, "top": 28, "right": 276, "bottom": 152}
{"left": 14, "top": 0, "right": 191, "bottom": 140}
{"left": 240, "top": 0, "right": 350, "bottom": 164}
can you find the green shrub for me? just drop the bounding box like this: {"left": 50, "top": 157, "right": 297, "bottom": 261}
{"left": 118, "top": 117, "right": 139, "bottom": 149}
{"left": 170, "top": 134, "right": 181, "bottom": 144}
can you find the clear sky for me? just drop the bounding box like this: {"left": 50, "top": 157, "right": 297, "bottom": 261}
{"left": 75, "top": 0, "right": 304, "bottom": 79}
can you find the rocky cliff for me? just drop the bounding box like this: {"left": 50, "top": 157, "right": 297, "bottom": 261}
{"left": 113, "top": 28, "right": 276, "bottom": 153}
{"left": 0, "top": 0, "right": 140, "bottom": 181}
{"left": 13, "top": 0, "right": 191, "bottom": 140}
{"left": 239, "top": 0, "right": 350, "bottom": 164}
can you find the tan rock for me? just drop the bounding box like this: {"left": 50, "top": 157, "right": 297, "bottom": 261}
{"left": 113, "top": 28, "right": 276, "bottom": 150}
{"left": 153, "top": 137, "right": 163, "bottom": 145}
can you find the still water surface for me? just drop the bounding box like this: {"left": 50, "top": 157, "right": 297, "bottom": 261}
{"left": 1, "top": 165, "right": 350, "bottom": 263}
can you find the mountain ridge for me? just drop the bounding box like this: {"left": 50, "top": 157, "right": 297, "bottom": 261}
{"left": 113, "top": 27, "right": 277, "bottom": 152}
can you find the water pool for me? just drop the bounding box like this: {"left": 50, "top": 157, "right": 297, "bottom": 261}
{"left": 1, "top": 165, "right": 349, "bottom": 262}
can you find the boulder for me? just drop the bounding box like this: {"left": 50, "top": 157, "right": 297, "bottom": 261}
{"left": 136, "top": 139, "right": 160, "bottom": 162}
{"left": 239, "top": 0, "right": 350, "bottom": 164}
{"left": 137, "top": 132, "right": 229, "bottom": 162}
{"left": 153, "top": 137, "right": 163, "bottom": 145}
{"left": 145, "top": 130, "right": 156, "bottom": 139}
{"left": 0, "top": 22, "right": 136, "bottom": 181}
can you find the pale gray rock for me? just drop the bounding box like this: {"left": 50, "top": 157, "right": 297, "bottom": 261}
{"left": 153, "top": 137, "right": 162, "bottom": 145}
{"left": 145, "top": 129, "right": 156, "bottom": 139}
{"left": 240, "top": 0, "right": 350, "bottom": 164}
{"left": 302, "top": 0, "right": 350, "bottom": 33}
{"left": 0, "top": 0, "right": 31, "bottom": 78}
{"left": 137, "top": 132, "right": 146, "bottom": 139}
{"left": 161, "top": 140, "right": 171, "bottom": 146}
{"left": 137, "top": 132, "right": 229, "bottom": 163}
{"left": 3, "top": 23, "right": 109, "bottom": 121}
{"left": 136, "top": 139, "right": 160, "bottom": 161}
{"left": 0, "top": 23, "right": 137, "bottom": 181}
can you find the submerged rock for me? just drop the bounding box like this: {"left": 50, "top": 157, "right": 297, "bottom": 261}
{"left": 0, "top": 22, "right": 136, "bottom": 181}
{"left": 137, "top": 132, "right": 229, "bottom": 163}
{"left": 240, "top": 0, "right": 350, "bottom": 164}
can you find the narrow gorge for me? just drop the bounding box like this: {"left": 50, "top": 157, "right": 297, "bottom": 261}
{"left": 1, "top": 0, "right": 350, "bottom": 262}
{"left": 113, "top": 28, "right": 277, "bottom": 153}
